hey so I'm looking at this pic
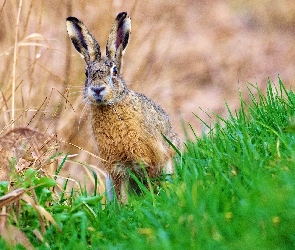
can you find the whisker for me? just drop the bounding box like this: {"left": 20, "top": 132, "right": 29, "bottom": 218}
{"left": 68, "top": 90, "right": 84, "bottom": 94}
{"left": 78, "top": 98, "right": 90, "bottom": 131}
{"left": 66, "top": 92, "right": 84, "bottom": 101}
{"left": 66, "top": 85, "right": 84, "bottom": 89}
{"left": 72, "top": 96, "right": 87, "bottom": 108}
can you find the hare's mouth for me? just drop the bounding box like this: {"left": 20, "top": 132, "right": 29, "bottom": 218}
{"left": 87, "top": 85, "right": 106, "bottom": 104}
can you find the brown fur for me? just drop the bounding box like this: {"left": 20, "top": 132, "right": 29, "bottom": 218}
{"left": 66, "top": 12, "right": 180, "bottom": 202}
{"left": 91, "top": 90, "right": 178, "bottom": 170}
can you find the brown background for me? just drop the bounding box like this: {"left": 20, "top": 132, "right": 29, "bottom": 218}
{"left": 1, "top": 0, "right": 295, "bottom": 185}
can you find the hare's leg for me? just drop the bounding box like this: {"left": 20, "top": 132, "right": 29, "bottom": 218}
{"left": 163, "top": 158, "right": 174, "bottom": 175}
{"left": 105, "top": 174, "right": 115, "bottom": 202}
{"left": 111, "top": 174, "right": 129, "bottom": 203}
{"left": 119, "top": 179, "right": 129, "bottom": 203}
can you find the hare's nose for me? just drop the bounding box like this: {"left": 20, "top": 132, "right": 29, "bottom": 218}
{"left": 91, "top": 86, "right": 105, "bottom": 96}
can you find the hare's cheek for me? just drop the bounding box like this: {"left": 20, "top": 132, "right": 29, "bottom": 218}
{"left": 104, "top": 89, "right": 115, "bottom": 102}
{"left": 112, "top": 78, "right": 124, "bottom": 93}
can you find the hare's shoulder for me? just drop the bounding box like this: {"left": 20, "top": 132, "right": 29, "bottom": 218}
{"left": 127, "top": 91, "right": 170, "bottom": 122}
{"left": 117, "top": 90, "right": 175, "bottom": 140}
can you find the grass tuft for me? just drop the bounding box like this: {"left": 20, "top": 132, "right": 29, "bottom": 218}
{"left": 1, "top": 79, "right": 295, "bottom": 249}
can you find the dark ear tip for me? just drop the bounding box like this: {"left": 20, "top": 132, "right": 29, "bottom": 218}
{"left": 116, "top": 12, "right": 127, "bottom": 20}
{"left": 66, "top": 16, "right": 80, "bottom": 23}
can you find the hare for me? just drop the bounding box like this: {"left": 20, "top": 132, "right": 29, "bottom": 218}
{"left": 66, "top": 12, "right": 180, "bottom": 202}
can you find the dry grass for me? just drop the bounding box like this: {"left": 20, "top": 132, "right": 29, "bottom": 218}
{"left": 1, "top": 0, "right": 295, "bottom": 187}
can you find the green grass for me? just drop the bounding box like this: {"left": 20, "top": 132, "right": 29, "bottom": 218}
{"left": 1, "top": 78, "right": 295, "bottom": 249}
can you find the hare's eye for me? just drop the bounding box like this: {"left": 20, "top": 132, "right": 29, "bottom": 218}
{"left": 112, "top": 66, "right": 118, "bottom": 77}
{"left": 85, "top": 70, "right": 88, "bottom": 77}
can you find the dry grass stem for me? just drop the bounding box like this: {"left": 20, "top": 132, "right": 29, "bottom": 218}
{"left": 11, "top": 0, "right": 23, "bottom": 130}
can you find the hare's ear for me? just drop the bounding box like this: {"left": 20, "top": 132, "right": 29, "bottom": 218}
{"left": 66, "top": 17, "right": 101, "bottom": 63}
{"left": 106, "top": 12, "right": 131, "bottom": 71}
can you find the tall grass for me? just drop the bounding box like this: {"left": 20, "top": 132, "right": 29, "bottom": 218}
{"left": 2, "top": 1, "right": 295, "bottom": 248}
{"left": 1, "top": 79, "right": 295, "bottom": 249}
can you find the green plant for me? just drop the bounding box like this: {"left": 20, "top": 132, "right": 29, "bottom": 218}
{"left": 1, "top": 79, "right": 295, "bottom": 249}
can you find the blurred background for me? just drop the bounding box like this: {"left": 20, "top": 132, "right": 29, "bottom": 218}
{"left": 1, "top": 0, "right": 295, "bottom": 186}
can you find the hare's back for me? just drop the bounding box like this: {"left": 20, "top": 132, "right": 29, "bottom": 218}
{"left": 131, "top": 91, "right": 180, "bottom": 162}
{"left": 132, "top": 92, "right": 178, "bottom": 144}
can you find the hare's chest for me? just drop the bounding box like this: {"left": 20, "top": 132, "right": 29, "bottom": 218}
{"left": 92, "top": 103, "right": 144, "bottom": 138}
{"left": 94, "top": 120, "right": 143, "bottom": 147}
{"left": 92, "top": 116, "right": 143, "bottom": 154}
{"left": 90, "top": 103, "right": 155, "bottom": 160}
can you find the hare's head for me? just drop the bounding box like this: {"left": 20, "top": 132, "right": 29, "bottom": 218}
{"left": 66, "top": 12, "right": 131, "bottom": 105}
